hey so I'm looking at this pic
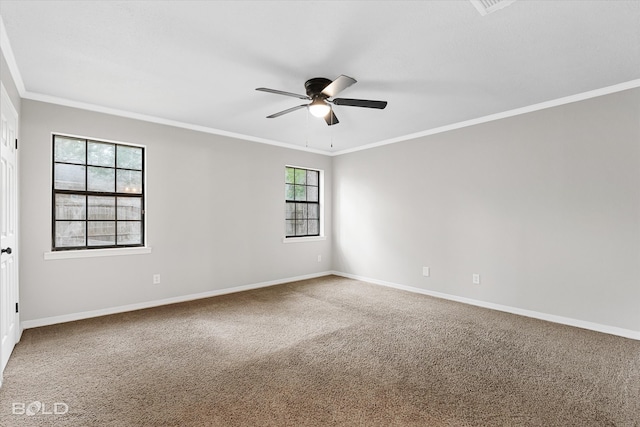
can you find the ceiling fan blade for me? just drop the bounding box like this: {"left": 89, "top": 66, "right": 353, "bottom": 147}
{"left": 324, "top": 109, "right": 339, "bottom": 126}
{"left": 321, "top": 75, "right": 357, "bottom": 98}
{"left": 267, "top": 104, "right": 308, "bottom": 118}
{"left": 332, "top": 98, "right": 388, "bottom": 109}
{"left": 256, "top": 87, "right": 310, "bottom": 100}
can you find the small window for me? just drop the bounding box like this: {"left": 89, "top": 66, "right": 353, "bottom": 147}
{"left": 52, "top": 135, "right": 145, "bottom": 251}
{"left": 285, "top": 166, "right": 320, "bottom": 237}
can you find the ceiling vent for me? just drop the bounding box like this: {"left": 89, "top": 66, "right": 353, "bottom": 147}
{"left": 470, "top": 0, "right": 517, "bottom": 16}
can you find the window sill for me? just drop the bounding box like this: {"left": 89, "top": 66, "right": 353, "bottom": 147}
{"left": 44, "top": 247, "right": 152, "bottom": 260}
{"left": 282, "top": 236, "right": 326, "bottom": 244}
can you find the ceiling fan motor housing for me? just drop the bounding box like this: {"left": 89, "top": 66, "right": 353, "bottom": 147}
{"left": 305, "top": 78, "right": 332, "bottom": 99}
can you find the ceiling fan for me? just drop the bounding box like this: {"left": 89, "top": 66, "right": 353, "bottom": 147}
{"left": 256, "top": 75, "right": 387, "bottom": 126}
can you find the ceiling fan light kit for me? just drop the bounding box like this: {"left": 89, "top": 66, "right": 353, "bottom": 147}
{"left": 308, "top": 98, "right": 331, "bottom": 118}
{"left": 256, "top": 75, "right": 387, "bottom": 126}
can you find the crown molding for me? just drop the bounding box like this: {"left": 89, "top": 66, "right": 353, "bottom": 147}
{"left": 22, "top": 90, "right": 330, "bottom": 155}
{"left": 331, "top": 79, "right": 640, "bottom": 156}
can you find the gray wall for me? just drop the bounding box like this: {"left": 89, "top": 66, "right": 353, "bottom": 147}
{"left": 12, "top": 60, "right": 640, "bottom": 334}
{"left": 20, "top": 100, "right": 332, "bottom": 321}
{"left": 333, "top": 88, "right": 640, "bottom": 332}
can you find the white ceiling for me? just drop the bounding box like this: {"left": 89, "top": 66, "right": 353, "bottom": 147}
{"left": 1, "top": 1, "right": 639, "bottom": 154}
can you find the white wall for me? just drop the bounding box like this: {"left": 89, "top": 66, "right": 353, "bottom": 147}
{"left": 19, "top": 100, "right": 332, "bottom": 322}
{"left": 333, "top": 88, "right": 640, "bottom": 333}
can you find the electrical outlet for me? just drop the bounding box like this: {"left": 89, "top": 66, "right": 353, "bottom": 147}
{"left": 153, "top": 274, "right": 161, "bottom": 285}
{"left": 472, "top": 274, "right": 480, "bottom": 285}
{"left": 317, "top": 255, "right": 322, "bottom": 263}
{"left": 422, "top": 266, "right": 430, "bottom": 277}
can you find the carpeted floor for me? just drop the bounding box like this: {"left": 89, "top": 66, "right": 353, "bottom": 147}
{"left": 1, "top": 275, "right": 639, "bottom": 426}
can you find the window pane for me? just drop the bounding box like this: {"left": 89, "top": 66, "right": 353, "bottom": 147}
{"left": 307, "top": 170, "right": 318, "bottom": 186}
{"left": 88, "top": 196, "right": 115, "bottom": 220}
{"left": 88, "top": 221, "right": 115, "bottom": 246}
{"left": 295, "top": 203, "right": 307, "bottom": 219}
{"left": 285, "top": 184, "right": 295, "bottom": 201}
{"left": 285, "top": 202, "right": 296, "bottom": 220}
{"left": 284, "top": 167, "right": 321, "bottom": 238}
{"left": 295, "top": 220, "right": 307, "bottom": 236}
{"left": 294, "top": 185, "right": 306, "bottom": 201}
{"left": 294, "top": 168, "right": 306, "bottom": 185}
{"left": 117, "top": 170, "right": 142, "bottom": 193}
{"left": 285, "top": 167, "right": 295, "bottom": 184}
{"left": 308, "top": 204, "right": 319, "bottom": 220}
{"left": 55, "top": 194, "right": 86, "bottom": 220}
{"left": 117, "top": 221, "right": 141, "bottom": 245}
{"left": 55, "top": 221, "right": 86, "bottom": 247}
{"left": 87, "top": 166, "right": 115, "bottom": 192}
{"left": 308, "top": 220, "right": 319, "bottom": 235}
{"left": 54, "top": 163, "right": 86, "bottom": 190}
{"left": 52, "top": 135, "right": 146, "bottom": 251}
{"left": 117, "top": 145, "right": 143, "bottom": 170}
{"left": 285, "top": 220, "right": 296, "bottom": 237}
{"left": 117, "top": 197, "right": 142, "bottom": 220}
{"left": 88, "top": 141, "right": 115, "bottom": 167}
{"left": 307, "top": 186, "right": 318, "bottom": 202}
{"left": 54, "top": 136, "right": 85, "bottom": 164}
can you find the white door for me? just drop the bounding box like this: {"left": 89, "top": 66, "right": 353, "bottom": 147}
{"left": 0, "top": 83, "right": 19, "bottom": 377}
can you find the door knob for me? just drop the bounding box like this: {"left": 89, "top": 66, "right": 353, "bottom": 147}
{"left": 1, "top": 247, "right": 12, "bottom": 255}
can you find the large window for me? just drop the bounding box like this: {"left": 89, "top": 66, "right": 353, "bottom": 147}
{"left": 285, "top": 166, "right": 320, "bottom": 238}
{"left": 52, "top": 135, "right": 145, "bottom": 251}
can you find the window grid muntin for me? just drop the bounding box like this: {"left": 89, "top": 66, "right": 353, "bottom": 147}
{"left": 52, "top": 135, "right": 145, "bottom": 251}
{"left": 285, "top": 167, "right": 320, "bottom": 238}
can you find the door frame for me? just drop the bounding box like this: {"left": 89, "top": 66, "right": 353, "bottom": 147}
{"left": 0, "top": 81, "right": 20, "bottom": 387}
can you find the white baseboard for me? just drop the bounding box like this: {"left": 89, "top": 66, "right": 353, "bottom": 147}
{"left": 21, "top": 270, "right": 639, "bottom": 341}
{"left": 331, "top": 271, "right": 640, "bottom": 341}
{"left": 21, "top": 271, "right": 333, "bottom": 330}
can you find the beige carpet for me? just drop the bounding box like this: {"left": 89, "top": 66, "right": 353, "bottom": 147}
{"left": 1, "top": 275, "right": 639, "bottom": 426}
